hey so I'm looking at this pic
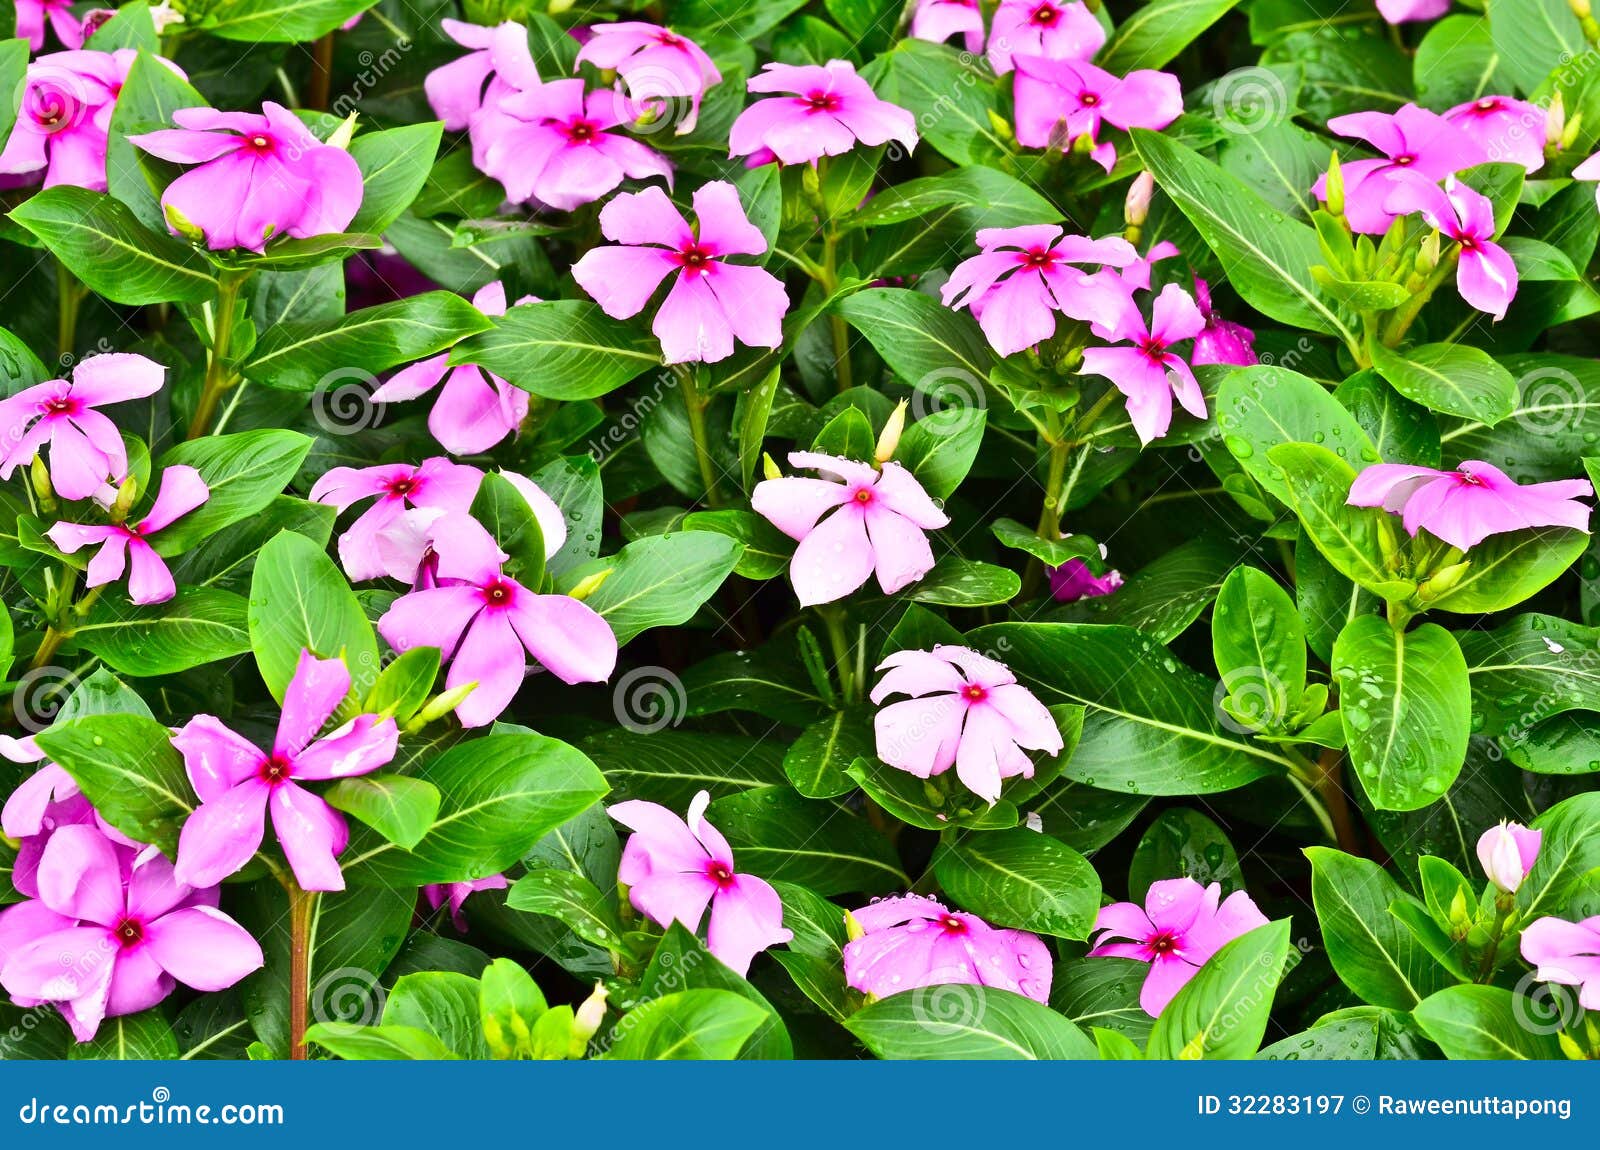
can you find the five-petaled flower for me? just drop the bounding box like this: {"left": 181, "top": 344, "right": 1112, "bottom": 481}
{"left": 1520, "top": 914, "right": 1600, "bottom": 1010}
{"left": 1079, "top": 282, "right": 1208, "bottom": 445}
{"left": 309, "top": 456, "right": 483, "bottom": 583}
{"left": 1383, "top": 173, "right": 1519, "bottom": 320}
{"left": 1312, "top": 104, "right": 1486, "bottom": 235}
{"left": 573, "top": 22, "right": 721, "bottom": 135}
{"left": 1012, "top": 54, "right": 1181, "bottom": 170}
{"left": 986, "top": 0, "right": 1104, "bottom": 74}
{"left": 842, "top": 895, "right": 1052, "bottom": 1002}
{"left": 46, "top": 465, "right": 209, "bottom": 605}
{"left": 729, "top": 60, "right": 917, "bottom": 166}
{"left": 1347, "top": 460, "right": 1592, "bottom": 552}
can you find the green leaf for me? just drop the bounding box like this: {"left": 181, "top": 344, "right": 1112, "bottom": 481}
{"left": 707, "top": 787, "right": 908, "bottom": 894}
{"left": 349, "top": 123, "right": 444, "bottom": 235}
{"left": 248, "top": 530, "right": 377, "bottom": 705}
{"left": 478, "top": 958, "right": 548, "bottom": 1060}
{"left": 448, "top": 301, "right": 662, "bottom": 400}
{"left": 894, "top": 407, "right": 985, "bottom": 500}
{"left": 784, "top": 706, "right": 874, "bottom": 798}
{"left": 383, "top": 971, "right": 488, "bottom": 1059}
{"left": 1413, "top": 985, "right": 1565, "bottom": 1060}
{"left": 1256, "top": 1017, "right": 1380, "bottom": 1060}
{"left": 1332, "top": 615, "right": 1471, "bottom": 810}
{"left": 1211, "top": 566, "right": 1306, "bottom": 730}
{"left": 934, "top": 829, "right": 1100, "bottom": 940}
{"left": 1050, "top": 957, "right": 1152, "bottom": 1042}
{"left": 1051, "top": 535, "right": 1235, "bottom": 644}
{"left": 1457, "top": 614, "right": 1600, "bottom": 738}
{"left": 1334, "top": 369, "right": 1440, "bottom": 468}
{"left": 907, "top": 557, "right": 1020, "bottom": 607}
{"left": 35, "top": 715, "right": 194, "bottom": 853}
{"left": 582, "top": 729, "right": 788, "bottom": 806}
{"left": 558, "top": 531, "right": 741, "bottom": 644}
{"left": 1424, "top": 527, "right": 1588, "bottom": 615}
{"left": 152, "top": 430, "right": 312, "bottom": 554}
{"left": 876, "top": 41, "right": 1005, "bottom": 165}
{"left": 194, "top": 0, "right": 375, "bottom": 41}
{"left": 1487, "top": 0, "right": 1585, "bottom": 93}
{"left": 0, "top": 40, "right": 28, "bottom": 148}
{"left": 506, "top": 868, "right": 628, "bottom": 953}
{"left": 991, "top": 520, "right": 1099, "bottom": 568}
{"left": 846, "top": 986, "right": 1098, "bottom": 1059}
{"left": 10, "top": 187, "right": 216, "bottom": 305}
{"left": 1216, "top": 365, "right": 1379, "bottom": 509}
{"left": 304, "top": 1022, "right": 458, "bottom": 1061}
{"left": 1520, "top": 792, "right": 1600, "bottom": 921}
{"left": 1268, "top": 443, "right": 1414, "bottom": 602}
{"left": 365, "top": 646, "right": 439, "bottom": 724}
{"left": 69, "top": 1009, "right": 178, "bottom": 1060}
{"left": 1305, "top": 846, "right": 1452, "bottom": 1010}
{"left": 682, "top": 510, "right": 793, "bottom": 580}
{"left": 1146, "top": 920, "right": 1293, "bottom": 1059}
{"left": 835, "top": 288, "right": 996, "bottom": 395}
{"left": 324, "top": 775, "right": 441, "bottom": 850}
{"left": 1370, "top": 342, "right": 1517, "bottom": 425}
{"left": 1101, "top": 0, "right": 1245, "bottom": 71}
{"left": 635, "top": 923, "right": 793, "bottom": 1060}
{"left": 811, "top": 406, "right": 876, "bottom": 458}
{"left": 74, "top": 587, "right": 252, "bottom": 676}
{"left": 470, "top": 471, "right": 546, "bottom": 588}
{"left": 600, "top": 989, "right": 767, "bottom": 1060}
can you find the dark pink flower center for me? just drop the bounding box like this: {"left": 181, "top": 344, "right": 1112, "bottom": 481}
{"left": 114, "top": 918, "right": 144, "bottom": 949}
{"left": 244, "top": 133, "right": 274, "bottom": 154}
{"left": 1392, "top": 153, "right": 1414, "bottom": 166}
{"left": 707, "top": 860, "right": 735, "bottom": 888}
{"left": 655, "top": 30, "right": 684, "bottom": 47}
{"left": 564, "top": 119, "right": 600, "bottom": 144}
{"left": 961, "top": 683, "right": 987, "bottom": 703}
{"left": 259, "top": 754, "right": 292, "bottom": 784}
{"left": 1148, "top": 931, "right": 1178, "bottom": 956}
{"left": 1079, "top": 91, "right": 1100, "bottom": 107}
{"left": 1474, "top": 97, "right": 1500, "bottom": 113}
{"left": 852, "top": 487, "right": 875, "bottom": 504}
{"left": 674, "top": 243, "right": 716, "bottom": 273}
{"left": 386, "top": 475, "right": 418, "bottom": 498}
{"left": 1455, "top": 470, "right": 1484, "bottom": 486}
{"left": 1137, "top": 335, "right": 1168, "bottom": 361}
{"left": 41, "top": 395, "right": 77, "bottom": 416}
{"left": 1031, "top": 3, "right": 1060, "bottom": 24}
{"left": 803, "top": 91, "right": 842, "bottom": 113}
{"left": 482, "top": 577, "right": 516, "bottom": 608}
{"left": 939, "top": 914, "right": 967, "bottom": 934}
{"left": 1020, "top": 246, "right": 1059, "bottom": 270}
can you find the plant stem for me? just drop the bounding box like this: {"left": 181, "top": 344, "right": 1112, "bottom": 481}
{"left": 1379, "top": 249, "right": 1459, "bottom": 348}
{"left": 30, "top": 627, "right": 66, "bottom": 672}
{"left": 821, "top": 231, "right": 853, "bottom": 394}
{"left": 681, "top": 366, "right": 723, "bottom": 508}
{"left": 287, "top": 880, "right": 317, "bottom": 1060}
{"left": 307, "top": 34, "right": 334, "bottom": 111}
{"left": 189, "top": 270, "right": 246, "bottom": 440}
{"left": 1314, "top": 747, "right": 1361, "bottom": 854}
{"left": 819, "top": 606, "right": 856, "bottom": 703}
{"left": 1034, "top": 436, "right": 1070, "bottom": 540}
{"left": 56, "top": 260, "right": 81, "bottom": 362}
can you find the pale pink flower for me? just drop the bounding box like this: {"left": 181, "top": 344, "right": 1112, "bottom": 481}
{"left": 1190, "top": 277, "right": 1257, "bottom": 366}
{"left": 1383, "top": 173, "right": 1518, "bottom": 320}
{"left": 1476, "top": 821, "right": 1541, "bottom": 894}
{"left": 1312, "top": 104, "right": 1487, "bottom": 234}
{"left": 751, "top": 452, "right": 949, "bottom": 606}
{"left": 1347, "top": 460, "right": 1592, "bottom": 551}
{"left": 425, "top": 19, "right": 538, "bottom": 131}
{"left": 911, "top": 0, "right": 985, "bottom": 54}
{"left": 1013, "top": 54, "right": 1181, "bottom": 170}
{"left": 480, "top": 78, "right": 672, "bottom": 211}
{"left": 0, "top": 825, "right": 262, "bottom": 1041}
{"left": 0, "top": 49, "right": 154, "bottom": 191}
{"left": 1090, "top": 877, "right": 1268, "bottom": 1016}
{"left": 571, "top": 182, "right": 788, "bottom": 364}
{"left": 870, "top": 645, "right": 1062, "bottom": 804}
{"left": 376, "top": 513, "right": 617, "bottom": 727}
{"left": 1521, "top": 915, "right": 1600, "bottom": 1010}
{"left": 1079, "top": 282, "right": 1207, "bottom": 445}
{"left": 14, "top": 0, "right": 83, "bottom": 50}
{"left": 940, "top": 225, "right": 1137, "bottom": 356}
{"left": 45, "top": 465, "right": 208, "bottom": 606}
{"left": 0, "top": 353, "right": 165, "bottom": 501}
{"left": 842, "top": 895, "right": 1052, "bottom": 1002}
{"left": 609, "top": 790, "right": 791, "bottom": 977}
{"left": 1573, "top": 151, "right": 1600, "bottom": 210}
{"left": 423, "top": 875, "right": 508, "bottom": 932}
{"left": 369, "top": 470, "right": 565, "bottom": 586}
{"left": 130, "top": 102, "right": 363, "bottom": 252}
{"left": 987, "top": 0, "right": 1104, "bottom": 74}
{"left": 309, "top": 456, "right": 482, "bottom": 583}
{"left": 369, "top": 282, "right": 533, "bottom": 454}
{"left": 728, "top": 60, "right": 917, "bottom": 167}
{"left": 1445, "top": 95, "right": 1546, "bottom": 173}
{"left": 574, "top": 22, "right": 721, "bottom": 135}
{"left": 1375, "top": 0, "right": 1449, "bottom": 23}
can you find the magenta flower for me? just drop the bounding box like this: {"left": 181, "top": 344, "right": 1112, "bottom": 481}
{"left": 423, "top": 875, "right": 509, "bottom": 932}
{"left": 609, "top": 790, "right": 791, "bottom": 977}
{"left": 728, "top": 60, "right": 917, "bottom": 167}
{"left": 1090, "top": 877, "right": 1269, "bottom": 1016}
{"left": 1445, "top": 96, "right": 1546, "bottom": 173}
{"left": 376, "top": 512, "right": 617, "bottom": 727}
{"left": 1383, "top": 173, "right": 1518, "bottom": 320}
{"left": 940, "top": 225, "right": 1137, "bottom": 356}
{"left": 0, "top": 825, "right": 262, "bottom": 1041}
{"left": 870, "top": 645, "right": 1062, "bottom": 805}
{"left": 480, "top": 78, "right": 672, "bottom": 211}
{"left": 987, "top": 0, "right": 1105, "bottom": 75}
{"left": 1190, "top": 277, "right": 1257, "bottom": 366}
{"left": 172, "top": 651, "right": 399, "bottom": 892}
{"left": 571, "top": 182, "right": 789, "bottom": 364}
{"left": 751, "top": 451, "right": 949, "bottom": 606}
{"left": 911, "top": 0, "right": 985, "bottom": 54}
{"left": 842, "top": 895, "right": 1052, "bottom": 1003}
{"left": 1312, "top": 104, "right": 1486, "bottom": 234}
{"left": 309, "top": 456, "right": 483, "bottom": 583}
{"left": 425, "top": 19, "right": 538, "bottom": 131}
{"left": 1346, "top": 460, "right": 1592, "bottom": 552}
{"left": 45, "top": 465, "right": 208, "bottom": 606}
{"left": 1, "top": 737, "right": 93, "bottom": 901}
{"left": 129, "top": 102, "right": 363, "bottom": 252}
{"left": 369, "top": 282, "right": 533, "bottom": 454}
{"left": 1521, "top": 915, "right": 1600, "bottom": 1010}
{"left": 1477, "top": 821, "right": 1541, "bottom": 895}
{"left": 1013, "top": 54, "right": 1181, "bottom": 170}
{"left": 574, "top": 22, "right": 721, "bottom": 135}
{"left": 0, "top": 49, "right": 145, "bottom": 191}
{"left": 368, "top": 471, "right": 566, "bottom": 587}
{"left": 1375, "top": 0, "right": 1449, "bottom": 23}
{"left": 14, "top": 0, "right": 83, "bottom": 49}
{"left": 1079, "top": 282, "right": 1207, "bottom": 445}
{"left": 0, "top": 353, "right": 165, "bottom": 501}
{"left": 1050, "top": 557, "right": 1123, "bottom": 602}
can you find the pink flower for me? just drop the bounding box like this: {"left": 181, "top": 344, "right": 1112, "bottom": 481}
{"left": 1090, "top": 877, "right": 1269, "bottom": 1016}
{"left": 1375, "top": 0, "right": 1449, "bottom": 23}
{"left": 1312, "top": 104, "right": 1487, "bottom": 234}
{"left": 14, "top": 0, "right": 83, "bottom": 50}
{"left": 1347, "top": 460, "right": 1592, "bottom": 552}
{"left": 1383, "top": 173, "right": 1518, "bottom": 319}
{"left": 1573, "top": 151, "right": 1600, "bottom": 210}
{"left": 940, "top": 225, "right": 1137, "bottom": 356}
{"left": 0, "top": 824, "right": 262, "bottom": 1042}
{"left": 1050, "top": 556, "right": 1123, "bottom": 601}
{"left": 309, "top": 456, "right": 483, "bottom": 583}
{"left": 987, "top": 0, "right": 1104, "bottom": 74}
{"left": 1119, "top": 238, "right": 1180, "bottom": 294}
{"left": 1445, "top": 95, "right": 1546, "bottom": 173}
{"left": 1, "top": 738, "right": 94, "bottom": 901}
{"left": 1477, "top": 821, "right": 1541, "bottom": 894}
{"left": 0, "top": 353, "right": 165, "bottom": 501}
{"left": 870, "top": 645, "right": 1062, "bottom": 804}
{"left": 0, "top": 49, "right": 148, "bottom": 191}
{"left": 911, "top": 0, "right": 985, "bottom": 54}
{"left": 129, "top": 102, "right": 363, "bottom": 252}
{"left": 571, "top": 182, "right": 789, "bottom": 364}
{"left": 425, "top": 19, "right": 538, "bottom": 131}
{"left": 369, "top": 470, "right": 566, "bottom": 587}
{"left": 751, "top": 451, "right": 949, "bottom": 606}
{"left": 423, "top": 875, "right": 508, "bottom": 932}
{"left": 480, "top": 78, "right": 672, "bottom": 211}
{"left": 45, "top": 465, "right": 209, "bottom": 606}
{"left": 376, "top": 512, "right": 617, "bottom": 727}
{"left": 1079, "top": 282, "right": 1207, "bottom": 445}
{"left": 842, "top": 895, "right": 1052, "bottom": 1003}
{"left": 728, "top": 60, "right": 917, "bottom": 167}
{"left": 609, "top": 790, "right": 791, "bottom": 977}
{"left": 368, "top": 282, "right": 533, "bottom": 454}
{"left": 1190, "top": 277, "right": 1257, "bottom": 366}
{"left": 574, "top": 22, "right": 721, "bottom": 135}
{"left": 172, "top": 651, "right": 400, "bottom": 892}
{"left": 1013, "top": 54, "right": 1181, "bottom": 170}
{"left": 1520, "top": 915, "right": 1600, "bottom": 1010}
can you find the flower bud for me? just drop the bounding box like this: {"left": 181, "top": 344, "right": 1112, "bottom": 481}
{"left": 986, "top": 108, "right": 1016, "bottom": 145}
{"left": 164, "top": 202, "right": 207, "bottom": 245}
{"left": 569, "top": 981, "right": 608, "bottom": 1053}
{"left": 874, "top": 400, "right": 908, "bottom": 464}
{"left": 1124, "top": 171, "right": 1154, "bottom": 229}
{"left": 30, "top": 456, "right": 55, "bottom": 513}
{"left": 762, "top": 452, "right": 783, "bottom": 481}
{"left": 1323, "top": 152, "right": 1345, "bottom": 218}
{"left": 406, "top": 680, "right": 478, "bottom": 731}
{"left": 109, "top": 474, "right": 139, "bottom": 525}
{"left": 566, "top": 568, "right": 613, "bottom": 601}
{"left": 1476, "top": 820, "right": 1541, "bottom": 894}
{"left": 326, "top": 111, "right": 359, "bottom": 151}
{"left": 1547, "top": 92, "right": 1566, "bottom": 152}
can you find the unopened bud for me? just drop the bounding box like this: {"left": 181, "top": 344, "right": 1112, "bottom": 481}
{"left": 1571, "top": 0, "right": 1591, "bottom": 21}
{"left": 1547, "top": 92, "right": 1566, "bottom": 151}
{"left": 30, "top": 456, "right": 55, "bottom": 512}
{"left": 109, "top": 474, "right": 138, "bottom": 524}
{"left": 406, "top": 681, "right": 477, "bottom": 731}
{"left": 165, "top": 202, "right": 206, "bottom": 245}
{"left": 570, "top": 981, "right": 608, "bottom": 1052}
{"left": 874, "top": 400, "right": 908, "bottom": 464}
{"left": 326, "top": 111, "right": 359, "bottom": 151}
{"left": 1476, "top": 820, "right": 1541, "bottom": 894}
{"left": 986, "top": 108, "right": 1015, "bottom": 145}
{"left": 1417, "top": 559, "right": 1468, "bottom": 600}
{"left": 1324, "top": 152, "right": 1344, "bottom": 217}
{"left": 843, "top": 909, "right": 865, "bottom": 943}
{"left": 566, "top": 568, "right": 613, "bottom": 601}
{"left": 801, "top": 164, "right": 821, "bottom": 205}
{"left": 1124, "top": 171, "right": 1154, "bottom": 229}
{"left": 1563, "top": 110, "right": 1585, "bottom": 153}
{"left": 762, "top": 452, "right": 783, "bottom": 481}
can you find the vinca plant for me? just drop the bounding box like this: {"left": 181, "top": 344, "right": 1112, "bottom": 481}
{"left": 2, "top": 0, "right": 1600, "bottom": 1064}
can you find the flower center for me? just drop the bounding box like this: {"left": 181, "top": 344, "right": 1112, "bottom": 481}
{"left": 961, "top": 683, "right": 987, "bottom": 703}
{"left": 114, "top": 918, "right": 143, "bottom": 949}
{"left": 707, "top": 861, "right": 735, "bottom": 888}
{"left": 1137, "top": 336, "right": 1167, "bottom": 361}
{"left": 41, "top": 396, "right": 76, "bottom": 416}
{"left": 1021, "top": 247, "right": 1058, "bottom": 269}
{"left": 565, "top": 120, "right": 599, "bottom": 143}
{"left": 675, "top": 243, "right": 714, "bottom": 272}
{"left": 1148, "top": 931, "right": 1178, "bottom": 956}
{"left": 803, "top": 91, "right": 841, "bottom": 113}
{"left": 656, "top": 30, "right": 684, "bottom": 46}
{"left": 939, "top": 914, "right": 967, "bottom": 934}
{"left": 1475, "top": 97, "right": 1498, "bottom": 111}
{"left": 482, "top": 577, "right": 515, "bottom": 607}
{"left": 387, "top": 476, "right": 417, "bottom": 498}
{"left": 259, "top": 754, "right": 292, "bottom": 784}
{"left": 1079, "top": 91, "right": 1100, "bottom": 107}
{"left": 1392, "top": 153, "right": 1414, "bottom": 166}
{"left": 1456, "top": 470, "right": 1484, "bottom": 486}
{"left": 852, "top": 487, "right": 874, "bottom": 504}
{"left": 246, "top": 134, "right": 273, "bottom": 152}
{"left": 1031, "top": 3, "right": 1060, "bottom": 24}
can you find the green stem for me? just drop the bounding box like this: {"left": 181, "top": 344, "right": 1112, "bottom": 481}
{"left": 287, "top": 880, "right": 318, "bottom": 1060}
{"left": 1475, "top": 894, "right": 1516, "bottom": 981}
{"left": 1380, "top": 249, "right": 1459, "bottom": 348}
{"left": 819, "top": 607, "right": 857, "bottom": 703}
{"left": 681, "top": 367, "right": 723, "bottom": 508}
{"left": 821, "top": 231, "right": 853, "bottom": 394}
{"left": 57, "top": 260, "right": 81, "bottom": 362}
{"left": 1066, "top": 386, "right": 1122, "bottom": 445}
{"left": 189, "top": 270, "right": 247, "bottom": 440}
{"left": 30, "top": 627, "right": 67, "bottom": 672}
{"left": 1034, "top": 436, "right": 1070, "bottom": 540}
